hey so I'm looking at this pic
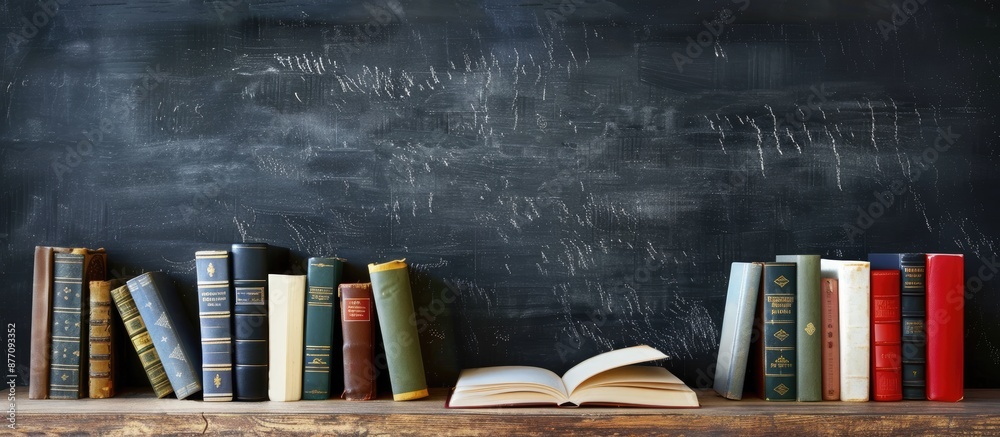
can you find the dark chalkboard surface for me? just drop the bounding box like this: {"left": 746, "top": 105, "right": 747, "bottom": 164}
{"left": 2, "top": 0, "right": 999, "bottom": 390}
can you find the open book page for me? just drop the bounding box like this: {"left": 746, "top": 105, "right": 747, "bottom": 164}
{"left": 561, "top": 345, "right": 669, "bottom": 394}
{"left": 450, "top": 366, "right": 569, "bottom": 407}
{"left": 570, "top": 366, "right": 699, "bottom": 407}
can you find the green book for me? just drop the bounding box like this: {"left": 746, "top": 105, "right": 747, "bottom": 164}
{"left": 302, "top": 257, "right": 344, "bottom": 400}
{"left": 368, "top": 260, "right": 428, "bottom": 401}
{"left": 49, "top": 253, "right": 87, "bottom": 399}
{"left": 754, "top": 262, "right": 797, "bottom": 401}
{"left": 776, "top": 254, "right": 821, "bottom": 401}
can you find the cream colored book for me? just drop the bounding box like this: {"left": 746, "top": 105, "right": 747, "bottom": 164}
{"left": 447, "top": 345, "right": 699, "bottom": 408}
{"left": 820, "top": 259, "right": 871, "bottom": 402}
{"left": 268, "top": 274, "right": 306, "bottom": 402}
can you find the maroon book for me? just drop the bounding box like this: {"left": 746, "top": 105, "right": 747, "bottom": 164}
{"left": 871, "top": 270, "right": 902, "bottom": 401}
{"left": 821, "top": 278, "right": 840, "bottom": 401}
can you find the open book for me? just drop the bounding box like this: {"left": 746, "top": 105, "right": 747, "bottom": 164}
{"left": 447, "top": 345, "right": 699, "bottom": 408}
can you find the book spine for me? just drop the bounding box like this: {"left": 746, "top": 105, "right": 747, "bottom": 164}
{"left": 368, "top": 260, "right": 428, "bottom": 401}
{"left": 926, "top": 254, "right": 964, "bottom": 402}
{"left": 29, "top": 246, "right": 61, "bottom": 399}
{"left": 900, "top": 253, "right": 927, "bottom": 400}
{"left": 340, "top": 283, "right": 377, "bottom": 401}
{"left": 757, "top": 263, "right": 797, "bottom": 401}
{"left": 110, "top": 285, "right": 173, "bottom": 398}
{"left": 267, "top": 274, "right": 306, "bottom": 402}
{"left": 777, "top": 255, "right": 821, "bottom": 401}
{"left": 49, "top": 253, "right": 86, "bottom": 399}
{"left": 713, "top": 262, "right": 762, "bottom": 400}
{"left": 837, "top": 262, "right": 871, "bottom": 402}
{"left": 302, "top": 258, "right": 344, "bottom": 400}
{"left": 127, "top": 272, "right": 202, "bottom": 399}
{"left": 232, "top": 243, "right": 269, "bottom": 401}
{"left": 871, "top": 270, "right": 902, "bottom": 401}
{"left": 196, "top": 251, "right": 234, "bottom": 402}
{"left": 88, "top": 280, "right": 117, "bottom": 398}
{"left": 820, "top": 278, "right": 840, "bottom": 401}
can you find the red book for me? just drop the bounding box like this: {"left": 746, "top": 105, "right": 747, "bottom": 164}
{"left": 870, "top": 270, "right": 902, "bottom": 401}
{"left": 926, "top": 254, "right": 964, "bottom": 402}
{"left": 821, "top": 278, "right": 840, "bottom": 401}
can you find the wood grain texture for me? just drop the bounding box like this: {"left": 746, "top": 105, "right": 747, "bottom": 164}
{"left": 1, "top": 0, "right": 999, "bottom": 391}
{"left": 13, "top": 389, "right": 1000, "bottom": 435}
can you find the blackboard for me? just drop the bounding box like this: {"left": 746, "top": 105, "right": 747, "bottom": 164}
{"left": 2, "top": 0, "right": 999, "bottom": 390}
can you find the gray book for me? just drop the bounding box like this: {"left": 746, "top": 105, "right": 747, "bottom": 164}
{"left": 776, "top": 254, "right": 822, "bottom": 402}
{"left": 713, "top": 262, "right": 763, "bottom": 400}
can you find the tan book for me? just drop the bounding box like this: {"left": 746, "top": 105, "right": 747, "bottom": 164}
{"left": 447, "top": 345, "right": 698, "bottom": 408}
{"left": 268, "top": 274, "right": 306, "bottom": 402}
{"left": 89, "top": 280, "right": 119, "bottom": 398}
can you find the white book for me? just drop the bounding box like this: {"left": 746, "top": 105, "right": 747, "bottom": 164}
{"left": 820, "top": 259, "right": 870, "bottom": 402}
{"left": 268, "top": 274, "right": 307, "bottom": 402}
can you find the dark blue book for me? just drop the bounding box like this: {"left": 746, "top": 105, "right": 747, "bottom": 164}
{"left": 196, "top": 250, "right": 234, "bottom": 402}
{"left": 869, "top": 253, "right": 926, "bottom": 400}
{"left": 127, "top": 272, "right": 202, "bottom": 399}
{"left": 232, "top": 243, "right": 269, "bottom": 401}
{"left": 49, "top": 253, "right": 86, "bottom": 399}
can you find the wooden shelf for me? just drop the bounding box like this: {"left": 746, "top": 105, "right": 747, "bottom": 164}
{"left": 14, "top": 388, "right": 1000, "bottom": 435}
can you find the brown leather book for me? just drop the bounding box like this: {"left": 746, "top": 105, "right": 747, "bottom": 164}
{"left": 89, "top": 280, "right": 119, "bottom": 398}
{"left": 821, "top": 278, "right": 840, "bottom": 401}
{"left": 340, "top": 283, "right": 376, "bottom": 401}
{"left": 29, "top": 246, "right": 72, "bottom": 400}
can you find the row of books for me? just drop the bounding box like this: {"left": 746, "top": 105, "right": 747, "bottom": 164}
{"left": 713, "top": 254, "right": 964, "bottom": 402}
{"left": 28, "top": 244, "right": 431, "bottom": 402}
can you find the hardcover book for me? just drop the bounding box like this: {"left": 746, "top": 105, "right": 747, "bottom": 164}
{"left": 110, "top": 284, "right": 173, "bottom": 398}
{"left": 29, "top": 246, "right": 72, "bottom": 399}
{"left": 127, "top": 272, "right": 202, "bottom": 399}
{"left": 232, "top": 243, "right": 269, "bottom": 401}
{"left": 448, "top": 346, "right": 698, "bottom": 408}
{"left": 821, "top": 259, "right": 871, "bottom": 402}
{"left": 268, "top": 274, "right": 306, "bottom": 402}
{"left": 196, "top": 250, "right": 234, "bottom": 402}
{"left": 752, "top": 262, "right": 797, "bottom": 401}
{"left": 713, "top": 262, "right": 762, "bottom": 400}
{"left": 821, "top": 278, "right": 840, "bottom": 401}
{"left": 368, "top": 259, "right": 428, "bottom": 401}
{"left": 871, "top": 270, "right": 902, "bottom": 401}
{"left": 89, "top": 279, "right": 120, "bottom": 399}
{"left": 340, "top": 282, "right": 377, "bottom": 401}
{"left": 925, "top": 253, "right": 964, "bottom": 402}
{"left": 49, "top": 253, "right": 87, "bottom": 399}
{"left": 775, "top": 254, "right": 822, "bottom": 402}
{"left": 302, "top": 257, "right": 344, "bottom": 400}
{"left": 869, "top": 253, "right": 926, "bottom": 400}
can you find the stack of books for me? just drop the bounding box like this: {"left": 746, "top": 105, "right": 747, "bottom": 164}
{"left": 713, "top": 253, "right": 965, "bottom": 402}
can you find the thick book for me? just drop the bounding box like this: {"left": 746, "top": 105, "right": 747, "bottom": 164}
{"left": 88, "top": 280, "right": 120, "bottom": 399}
{"left": 752, "top": 262, "right": 797, "bottom": 401}
{"left": 821, "top": 259, "right": 870, "bottom": 402}
{"left": 821, "top": 278, "right": 840, "bottom": 401}
{"left": 775, "top": 254, "right": 822, "bottom": 402}
{"left": 869, "top": 253, "right": 926, "bottom": 400}
{"left": 368, "top": 259, "right": 428, "bottom": 401}
{"left": 340, "top": 282, "right": 377, "bottom": 401}
{"left": 925, "top": 253, "right": 964, "bottom": 402}
{"left": 448, "top": 346, "right": 697, "bottom": 408}
{"left": 49, "top": 253, "right": 87, "bottom": 399}
{"left": 126, "top": 272, "right": 202, "bottom": 399}
{"left": 110, "top": 285, "right": 173, "bottom": 398}
{"left": 713, "top": 262, "right": 762, "bottom": 400}
{"left": 29, "top": 246, "right": 72, "bottom": 399}
{"left": 232, "top": 243, "right": 269, "bottom": 401}
{"left": 268, "top": 274, "right": 306, "bottom": 402}
{"left": 871, "top": 270, "right": 902, "bottom": 401}
{"left": 196, "top": 250, "right": 234, "bottom": 402}
{"left": 302, "top": 257, "right": 344, "bottom": 400}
